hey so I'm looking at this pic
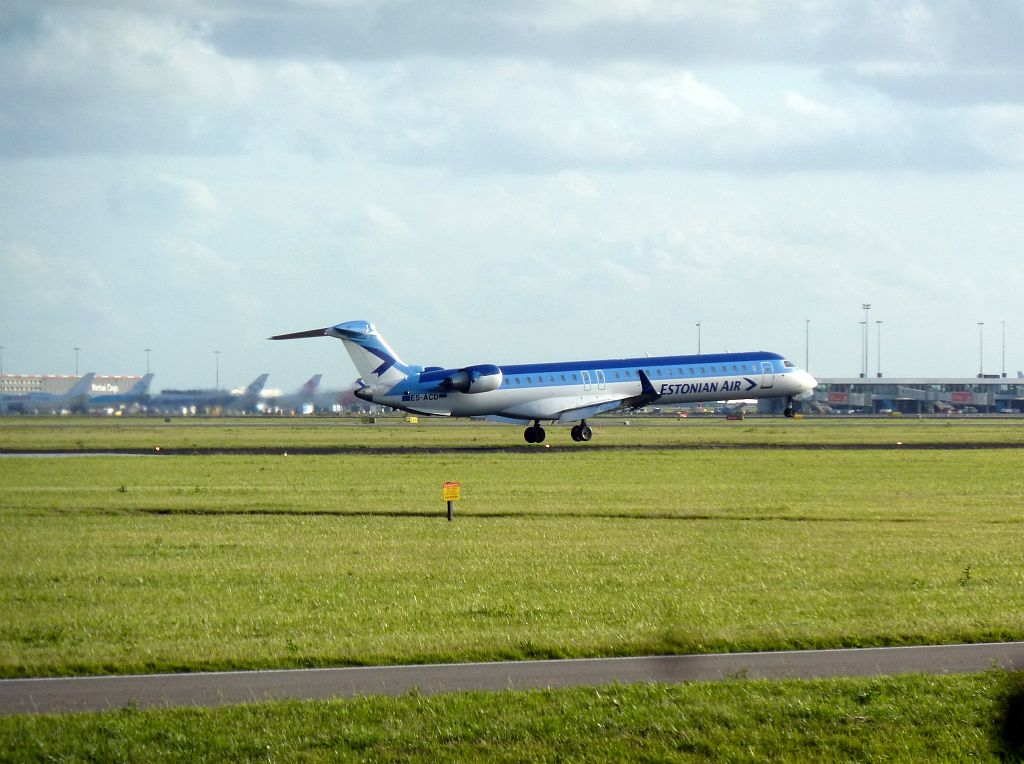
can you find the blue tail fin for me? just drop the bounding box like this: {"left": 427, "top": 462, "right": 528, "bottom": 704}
{"left": 271, "top": 321, "right": 412, "bottom": 387}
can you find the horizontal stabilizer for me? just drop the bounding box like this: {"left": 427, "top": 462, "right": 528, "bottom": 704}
{"left": 269, "top": 327, "right": 329, "bottom": 340}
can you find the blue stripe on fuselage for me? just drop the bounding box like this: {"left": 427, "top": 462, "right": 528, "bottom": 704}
{"left": 497, "top": 351, "right": 783, "bottom": 388}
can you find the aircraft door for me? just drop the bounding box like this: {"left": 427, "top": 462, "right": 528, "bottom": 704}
{"left": 761, "top": 361, "right": 775, "bottom": 389}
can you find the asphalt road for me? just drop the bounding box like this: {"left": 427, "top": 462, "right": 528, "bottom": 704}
{"left": 2, "top": 642, "right": 1022, "bottom": 716}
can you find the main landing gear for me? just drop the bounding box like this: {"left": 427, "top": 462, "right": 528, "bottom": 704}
{"left": 524, "top": 421, "right": 546, "bottom": 443}
{"left": 570, "top": 422, "right": 593, "bottom": 442}
{"left": 522, "top": 420, "right": 593, "bottom": 443}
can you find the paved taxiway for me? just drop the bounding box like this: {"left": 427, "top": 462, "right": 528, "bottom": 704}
{"left": 2, "top": 642, "right": 1022, "bottom": 716}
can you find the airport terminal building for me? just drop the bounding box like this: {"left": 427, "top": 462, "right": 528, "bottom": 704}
{"left": 809, "top": 376, "right": 1024, "bottom": 415}
{"left": 749, "top": 376, "right": 1024, "bottom": 416}
{"left": 0, "top": 374, "right": 142, "bottom": 396}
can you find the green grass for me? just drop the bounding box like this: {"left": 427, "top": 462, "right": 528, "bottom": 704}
{"left": 3, "top": 419, "right": 1023, "bottom": 756}
{"left": 2, "top": 447, "right": 1023, "bottom": 521}
{"left": 2, "top": 672, "right": 1022, "bottom": 761}
{"left": 1, "top": 415, "right": 1023, "bottom": 451}
{"left": 2, "top": 446, "right": 1023, "bottom": 677}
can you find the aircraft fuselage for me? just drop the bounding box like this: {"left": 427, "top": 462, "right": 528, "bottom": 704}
{"left": 371, "top": 351, "right": 812, "bottom": 421}
{"left": 271, "top": 320, "right": 817, "bottom": 442}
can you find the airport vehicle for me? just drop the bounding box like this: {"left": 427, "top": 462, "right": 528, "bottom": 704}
{"left": 0, "top": 372, "right": 97, "bottom": 414}
{"left": 272, "top": 321, "right": 817, "bottom": 443}
{"left": 86, "top": 373, "right": 155, "bottom": 413}
{"left": 146, "top": 373, "right": 269, "bottom": 415}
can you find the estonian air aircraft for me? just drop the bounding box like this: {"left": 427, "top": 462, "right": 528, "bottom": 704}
{"left": 271, "top": 321, "right": 817, "bottom": 443}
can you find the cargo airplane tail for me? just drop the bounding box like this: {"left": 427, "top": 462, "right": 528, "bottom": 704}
{"left": 87, "top": 373, "right": 155, "bottom": 412}
{"left": 4, "top": 372, "right": 98, "bottom": 414}
{"left": 271, "top": 320, "right": 817, "bottom": 443}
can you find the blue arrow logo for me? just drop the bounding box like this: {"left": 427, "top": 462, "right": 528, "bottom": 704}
{"left": 365, "top": 345, "right": 396, "bottom": 376}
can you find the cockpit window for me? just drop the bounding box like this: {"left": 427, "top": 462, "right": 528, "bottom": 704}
{"left": 784, "top": 360, "right": 795, "bottom": 368}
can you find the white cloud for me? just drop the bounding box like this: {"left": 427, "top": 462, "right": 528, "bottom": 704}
{"left": 108, "top": 174, "right": 223, "bottom": 226}
{"left": 785, "top": 92, "right": 854, "bottom": 134}
{"left": 362, "top": 204, "right": 412, "bottom": 241}
{"left": 2, "top": 241, "right": 105, "bottom": 294}
{"left": 163, "top": 237, "right": 241, "bottom": 280}
{"left": 598, "top": 258, "right": 650, "bottom": 293}
{"left": 0, "top": 7, "right": 256, "bottom": 156}
{"left": 962, "top": 105, "right": 1024, "bottom": 164}
{"left": 556, "top": 171, "right": 600, "bottom": 199}
{"left": 2, "top": 1, "right": 1024, "bottom": 384}
{"left": 0, "top": 240, "right": 124, "bottom": 337}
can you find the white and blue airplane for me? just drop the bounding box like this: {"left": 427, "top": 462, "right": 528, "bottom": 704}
{"left": 0, "top": 372, "right": 97, "bottom": 415}
{"left": 86, "top": 373, "right": 155, "bottom": 413}
{"left": 271, "top": 321, "right": 817, "bottom": 443}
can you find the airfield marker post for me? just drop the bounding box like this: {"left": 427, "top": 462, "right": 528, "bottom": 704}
{"left": 442, "top": 481, "right": 461, "bottom": 522}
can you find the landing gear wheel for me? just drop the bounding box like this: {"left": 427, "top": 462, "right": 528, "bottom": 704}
{"left": 784, "top": 406, "right": 795, "bottom": 418}
{"left": 570, "top": 423, "right": 593, "bottom": 442}
{"left": 524, "top": 424, "right": 546, "bottom": 443}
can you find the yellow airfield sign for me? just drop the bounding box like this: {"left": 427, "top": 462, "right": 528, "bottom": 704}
{"left": 442, "top": 482, "right": 461, "bottom": 502}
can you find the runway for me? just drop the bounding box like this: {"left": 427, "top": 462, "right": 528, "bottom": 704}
{"left": 3, "top": 642, "right": 1022, "bottom": 716}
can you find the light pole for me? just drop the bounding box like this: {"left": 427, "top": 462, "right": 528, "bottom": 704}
{"left": 145, "top": 348, "right": 151, "bottom": 374}
{"left": 859, "top": 322, "right": 867, "bottom": 377}
{"left": 876, "top": 320, "right": 883, "bottom": 377}
{"left": 999, "top": 317, "right": 1007, "bottom": 378}
{"left": 696, "top": 322, "right": 701, "bottom": 355}
{"left": 74, "top": 347, "right": 81, "bottom": 377}
{"left": 977, "top": 322, "right": 984, "bottom": 377}
{"left": 214, "top": 350, "right": 221, "bottom": 389}
{"left": 861, "top": 304, "right": 871, "bottom": 377}
{"left": 805, "top": 319, "right": 810, "bottom": 373}
{"left": 0, "top": 345, "right": 4, "bottom": 380}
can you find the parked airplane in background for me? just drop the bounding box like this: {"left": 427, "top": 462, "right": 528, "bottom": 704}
{"left": 227, "top": 373, "right": 271, "bottom": 414}
{"left": 147, "top": 373, "right": 270, "bottom": 415}
{"left": 87, "top": 373, "right": 155, "bottom": 413}
{"left": 0, "top": 372, "right": 97, "bottom": 415}
{"left": 271, "top": 321, "right": 817, "bottom": 442}
{"left": 266, "top": 374, "right": 322, "bottom": 414}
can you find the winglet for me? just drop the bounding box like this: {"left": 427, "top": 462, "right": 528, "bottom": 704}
{"left": 637, "top": 369, "right": 658, "bottom": 398}
{"left": 624, "top": 368, "right": 661, "bottom": 409}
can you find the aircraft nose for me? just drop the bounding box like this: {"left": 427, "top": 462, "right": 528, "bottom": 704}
{"left": 800, "top": 370, "right": 818, "bottom": 392}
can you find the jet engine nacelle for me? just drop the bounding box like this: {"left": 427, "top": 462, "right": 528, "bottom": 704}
{"left": 420, "top": 364, "right": 503, "bottom": 394}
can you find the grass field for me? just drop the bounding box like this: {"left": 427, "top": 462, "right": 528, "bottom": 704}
{"left": 1, "top": 417, "right": 1022, "bottom": 759}
{"left": 2, "top": 414, "right": 1024, "bottom": 451}
{"left": 1, "top": 418, "right": 1022, "bottom": 678}
{"left": 2, "top": 672, "right": 1022, "bottom": 761}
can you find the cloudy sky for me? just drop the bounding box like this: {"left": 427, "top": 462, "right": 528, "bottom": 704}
{"left": 2, "top": 1, "right": 1023, "bottom": 391}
